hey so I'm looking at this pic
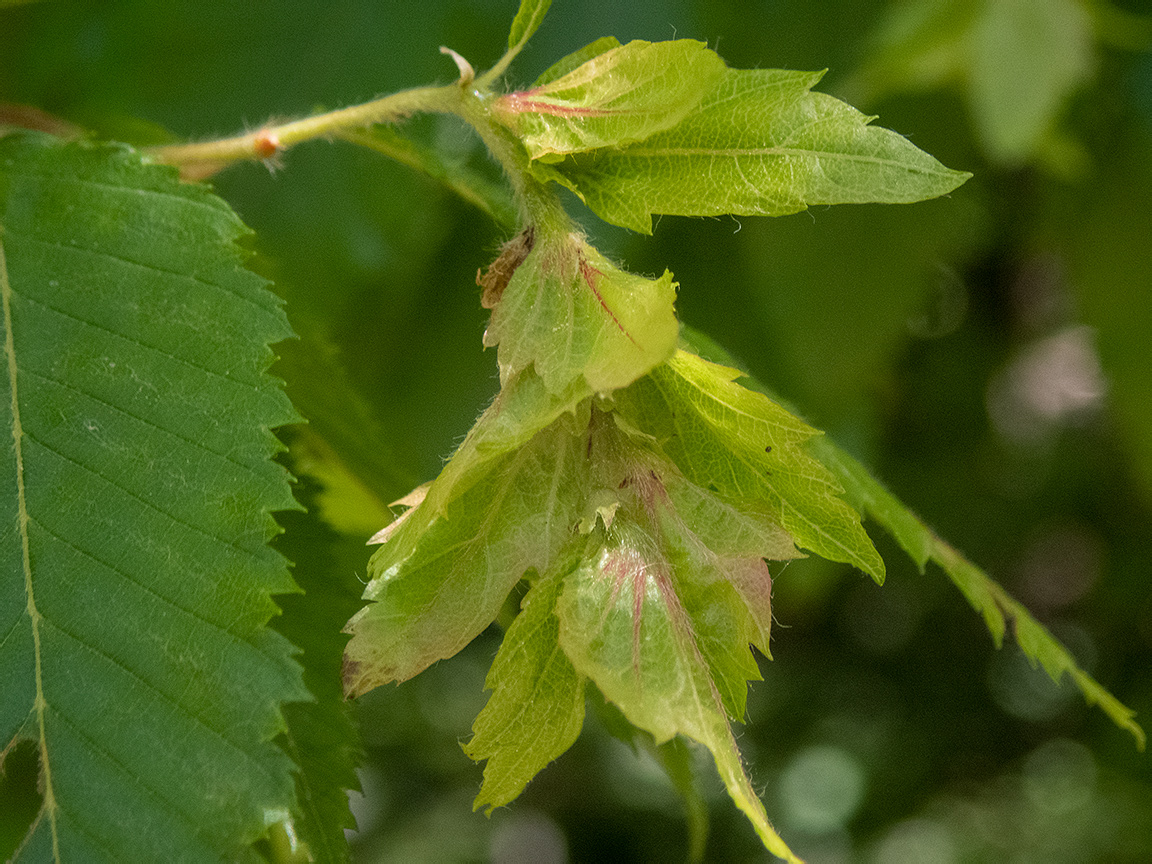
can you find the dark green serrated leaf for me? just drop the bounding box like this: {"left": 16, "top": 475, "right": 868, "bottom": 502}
{"left": 550, "top": 67, "right": 971, "bottom": 233}
{"left": 272, "top": 480, "right": 365, "bottom": 863}
{"left": 0, "top": 134, "right": 306, "bottom": 861}
{"left": 463, "top": 568, "right": 586, "bottom": 812}
{"left": 493, "top": 40, "right": 726, "bottom": 159}
{"left": 508, "top": 0, "right": 552, "bottom": 51}
{"left": 614, "top": 350, "right": 885, "bottom": 581}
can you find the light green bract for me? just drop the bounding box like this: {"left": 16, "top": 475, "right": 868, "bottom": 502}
{"left": 483, "top": 232, "right": 680, "bottom": 395}
{"left": 546, "top": 67, "right": 972, "bottom": 233}
{"left": 494, "top": 39, "right": 725, "bottom": 159}
{"left": 615, "top": 350, "right": 885, "bottom": 581}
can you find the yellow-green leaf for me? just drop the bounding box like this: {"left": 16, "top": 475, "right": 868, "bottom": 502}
{"left": 552, "top": 67, "right": 971, "bottom": 233}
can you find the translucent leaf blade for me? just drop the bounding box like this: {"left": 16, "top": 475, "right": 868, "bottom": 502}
{"left": 553, "top": 67, "right": 971, "bottom": 233}
{"left": 494, "top": 40, "right": 726, "bottom": 158}
{"left": 0, "top": 135, "right": 305, "bottom": 861}
{"left": 342, "top": 405, "right": 590, "bottom": 695}
{"left": 557, "top": 517, "right": 799, "bottom": 863}
{"left": 484, "top": 235, "right": 679, "bottom": 395}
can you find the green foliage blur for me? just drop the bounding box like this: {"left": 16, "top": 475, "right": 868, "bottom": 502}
{"left": 3, "top": 1, "right": 1149, "bottom": 861}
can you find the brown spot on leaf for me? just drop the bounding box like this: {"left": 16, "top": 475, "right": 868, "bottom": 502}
{"left": 341, "top": 655, "right": 363, "bottom": 699}
{"left": 478, "top": 226, "right": 535, "bottom": 308}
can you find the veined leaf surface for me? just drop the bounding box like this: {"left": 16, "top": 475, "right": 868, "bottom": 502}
{"left": 552, "top": 67, "right": 971, "bottom": 232}
{"left": 556, "top": 413, "right": 802, "bottom": 861}
{"left": 615, "top": 350, "right": 885, "bottom": 581}
{"left": 483, "top": 233, "right": 679, "bottom": 396}
{"left": 494, "top": 40, "right": 726, "bottom": 159}
{"left": 0, "top": 135, "right": 305, "bottom": 861}
{"left": 342, "top": 403, "right": 591, "bottom": 695}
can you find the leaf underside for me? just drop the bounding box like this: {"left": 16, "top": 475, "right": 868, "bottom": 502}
{"left": 0, "top": 134, "right": 306, "bottom": 861}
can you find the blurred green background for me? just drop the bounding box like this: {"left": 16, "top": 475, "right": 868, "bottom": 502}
{"left": 3, "top": 1, "right": 1150, "bottom": 861}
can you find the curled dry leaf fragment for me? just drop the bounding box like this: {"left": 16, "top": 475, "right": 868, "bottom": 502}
{"left": 478, "top": 226, "right": 535, "bottom": 309}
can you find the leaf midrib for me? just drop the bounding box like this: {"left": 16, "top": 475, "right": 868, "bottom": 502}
{"left": 1, "top": 233, "right": 60, "bottom": 859}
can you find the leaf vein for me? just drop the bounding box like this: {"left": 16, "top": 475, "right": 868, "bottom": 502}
{"left": 23, "top": 433, "right": 272, "bottom": 562}
{"left": 38, "top": 616, "right": 284, "bottom": 789}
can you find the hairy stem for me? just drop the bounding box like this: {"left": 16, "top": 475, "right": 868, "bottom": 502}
{"left": 147, "top": 84, "right": 460, "bottom": 172}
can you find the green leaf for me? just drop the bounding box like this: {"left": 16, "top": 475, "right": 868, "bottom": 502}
{"left": 342, "top": 392, "right": 591, "bottom": 695}
{"left": 463, "top": 568, "right": 586, "bottom": 812}
{"left": 556, "top": 419, "right": 801, "bottom": 861}
{"left": 531, "top": 36, "right": 622, "bottom": 88}
{"left": 272, "top": 484, "right": 365, "bottom": 863}
{"left": 0, "top": 135, "right": 306, "bottom": 860}
{"left": 484, "top": 233, "right": 679, "bottom": 395}
{"left": 494, "top": 40, "right": 726, "bottom": 159}
{"left": 682, "top": 325, "right": 1145, "bottom": 749}
{"left": 507, "top": 0, "right": 552, "bottom": 51}
{"left": 812, "top": 438, "right": 1146, "bottom": 750}
{"left": 549, "top": 67, "right": 971, "bottom": 233}
{"left": 614, "top": 350, "right": 885, "bottom": 581}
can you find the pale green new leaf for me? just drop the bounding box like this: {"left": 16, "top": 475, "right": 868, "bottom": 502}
{"left": 493, "top": 40, "right": 726, "bottom": 159}
{"left": 507, "top": 0, "right": 552, "bottom": 51}
{"left": 342, "top": 403, "right": 590, "bottom": 696}
{"left": 0, "top": 135, "right": 305, "bottom": 861}
{"left": 463, "top": 568, "right": 586, "bottom": 811}
{"left": 551, "top": 67, "right": 971, "bottom": 233}
{"left": 484, "top": 234, "right": 679, "bottom": 395}
{"left": 615, "top": 350, "right": 885, "bottom": 581}
{"left": 532, "top": 36, "right": 622, "bottom": 88}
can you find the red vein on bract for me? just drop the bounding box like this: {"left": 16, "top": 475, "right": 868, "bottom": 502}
{"left": 498, "top": 94, "right": 630, "bottom": 117}
{"left": 579, "top": 255, "right": 638, "bottom": 346}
